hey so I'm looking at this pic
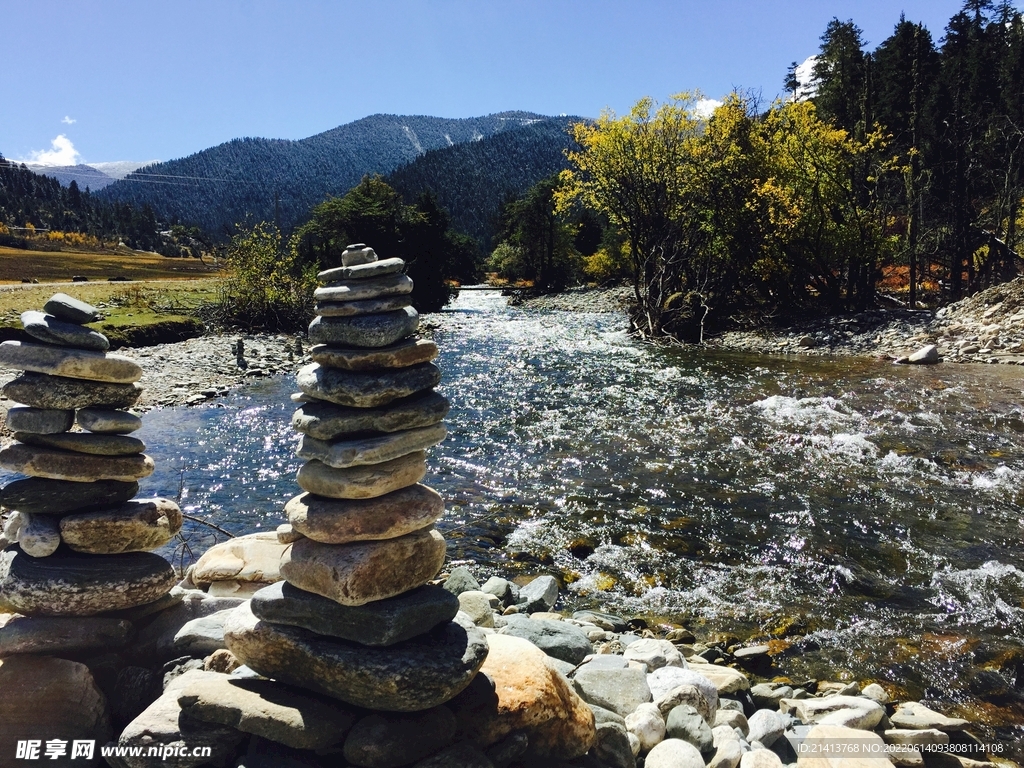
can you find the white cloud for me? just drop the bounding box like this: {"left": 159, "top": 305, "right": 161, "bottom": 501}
{"left": 61, "top": 115, "right": 76, "bottom": 125}
{"left": 694, "top": 98, "right": 723, "bottom": 118}
{"left": 21, "top": 135, "right": 81, "bottom": 166}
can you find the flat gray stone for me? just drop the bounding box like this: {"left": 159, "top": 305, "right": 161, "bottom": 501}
{"left": 499, "top": 614, "right": 593, "bottom": 665}
{"left": 296, "top": 453, "right": 426, "bottom": 499}
{"left": 0, "top": 340, "right": 142, "bottom": 382}
{"left": 173, "top": 607, "right": 235, "bottom": 656}
{"left": 60, "top": 497, "right": 183, "bottom": 554}
{"left": 520, "top": 574, "right": 559, "bottom": 612}
{"left": 280, "top": 528, "right": 446, "bottom": 606}
{"left": 572, "top": 665, "right": 653, "bottom": 717}
{"left": 131, "top": 589, "right": 248, "bottom": 661}
{"left": 311, "top": 337, "right": 439, "bottom": 371}
{"left": 15, "top": 431, "right": 146, "bottom": 456}
{"left": 21, "top": 310, "right": 109, "bottom": 351}
{"left": 16, "top": 512, "right": 61, "bottom": 557}
{"left": 666, "top": 704, "right": 714, "bottom": 758}
{"left": 296, "top": 361, "right": 440, "bottom": 408}
{"left": 77, "top": 407, "right": 142, "bottom": 434}
{"left": 647, "top": 667, "right": 719, "bottom": 717}
{"left": 286, "top": 484, "right": 444, "bottom": 544}
{"left": 889, "top": 701, "right": 969, "bottom": 731}
{"left": 0, "top": 613, "right": 133, "bottom": 656}
{"left": 251, "top": 581, "right": 459, "bottom": 646}
{"left": 5, "top": 406, "right": 74, "bottom": 435}
{"left": 314, "top": 272, "right": 413, "bottom": 303}
{"left": 343, "top": 707, "right": 456, "bottom": 767}
{"left": 0, "top": 548, "right": 176, "bottom": 616}
{"left": 296, "top": 423, "right": 446, "bottom": 468}
{"left": 292, "top": 389, "right": 450, "bottom": 439}
{"left": 118, "top": 669, "right": 246, "bottom": 768}
{"left": 308, "top": 306, "right": 419, "bottom": 348}
{"left": 315, "top": 295, "right": 410, "bottom": 317}
{"left": 0, "top": 443, "right": 154, "bottom": 481}
{"left": 319, "top": 256, "right": 405, "bottom": 282}
{"left": 3, "top": 371, "right": 142, "bottom": 409}
{"left": 443, "top": 566, "right": 482, "bottom": 595}
{"left": 178, "top": 675, "right": 356, "bottom": 750}
{"left": 341, "top": 244, "right": 377, "bottom": 266}
{"left": 225, "top": 602, "right": 489, "bottom": 711}
{"left": 44, "top": 293, "right": 100, "bottom": 324}
{"left": 0, "top": 477, "right": 139, "bottom": 514}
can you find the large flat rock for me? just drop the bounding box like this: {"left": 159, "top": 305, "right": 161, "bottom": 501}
{"left": 280, "top": 527, "right": 447, "bottom": 606}
{"left": 286, "top": 484, "right": 444, "bottom": 544}
{"left": 0, "top": 548, "right": 176, "bottom": 616}
{"left": 296, "top": 453, "right": 426, "bottom": 499}
{"left": 0, "top": 340, "right": 142, "bottom": 382}
{"left": 310, "top": 337, "right": 439, "bottom": 371}
{"left": 177, "top": 675, "right": 356, "bottom": 749}
{"left": 296, "top": 423, "right": 446, "bottom": 468}
{"left": 225, "top": 602, "right": 488, "bottom": 711}
{"left": 0, "top": 656, "right": 111, "bottom": 764}
{"left": 3, "top": 371, "right": 142, "bottom": 409}
{"left": 292, "top": 390, "right": 449, "bottom": 439}
{"left": 319, "top": 257, "right": 405, "bottom": 283}
{"left": 0, "top": 443, "right": 154, "bottom": 482}
{"left": 313, "top": 272, "right": 413, "bottom": 303}
{"left": 15, "top": 431, "right": 146, "bottom": 456}
{"left": 192, "top": 532, "right": 288, "bottom": 589}
{"left": 296, "top": 361, "right": 441, "bottom": 408}
{"left": 0, "top": 613, "right": 133, "bottom": 656}
{"left": 308, "top": 307, "right": 419, "bottom": 348}
{"left": 21, "top": 310, "right": 109, "bottom": 351}
{"left": 0, "top": 477, "right": 139, "bottom": 515}
{"left": 315, "top": 295, "right": 410, "bottom": 317}
{"left": 251, "top": 581, "right": 459, "bottom": 646}
{"left": 60, "top": 497, "right": 183, "bottom": 554}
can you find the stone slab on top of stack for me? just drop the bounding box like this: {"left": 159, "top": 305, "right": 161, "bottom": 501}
{"left": 224, "top": 243, "right": 488, "bottom": 715}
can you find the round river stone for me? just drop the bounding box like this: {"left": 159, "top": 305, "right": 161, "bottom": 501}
{"left": 292, "top": 390, "right": 450, "bottom": 440}
{"left": 0, "top": 548, "right": 177, "bottom": 616}
{"left": 0, "top": 444, "right": 154, "bottom": 482}
{"left": 307, "top": 306, "right": 419, "bottom": 348}
{"left": 251, "top": 581, "right": 460, "bottom": 646}
{"left": 280, "top": 527, "right": 447, "bottom": 606}
{"left": 20, "top": 310, "right": 109, "bottom": 351}
{"left": 296, "top": 362, "right": 441, "bottom": 408}
{"left": 296, "top": 453, "right": 426, "bottom": 499}
{"left": 76, "top": 407, "right": 143, "bottom": 434}
{"left": 225, "top": 602, "right": 488, "bottom": 711}
{"left": 286, "top": 484, "right": 444, "bottom": 544}
{"left": 3, "top": 372, "right": 142, "bottom": 410}
{"left": 310, "top": 338, "right": 439, "bottom": 371}
{"left": 0, "top": 477, "right": 139, "bottom": 515}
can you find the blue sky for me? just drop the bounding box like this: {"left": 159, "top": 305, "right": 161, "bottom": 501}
{"left": 0, "top": 0, "right": 983, "bottom": 166}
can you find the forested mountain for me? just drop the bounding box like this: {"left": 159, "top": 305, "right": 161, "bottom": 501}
{"left": 97, "top": 112, "right": 556, "bottom": 236}
{"left": 386, "top": 117, "right": 581, "bottom": 246}
{"left": 25, "top": 164, "right": 116, "bottom": 191}
{"left": 0, "top": 155, "right": 160, "bottom": 249}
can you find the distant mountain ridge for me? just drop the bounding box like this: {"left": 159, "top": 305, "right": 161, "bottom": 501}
{"left": 96, "top": 111, "right": 564, "bottom": 235}
{"left": 24, "top": 164, "right": 115, "bottom": 191}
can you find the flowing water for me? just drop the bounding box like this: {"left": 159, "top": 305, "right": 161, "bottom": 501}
{"left": 6, "top": 289, "right": 1023, "bottom": 744}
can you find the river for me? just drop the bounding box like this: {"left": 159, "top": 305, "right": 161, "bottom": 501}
{"left": 12, "top": 289, "right": 1023, "bottom": 742}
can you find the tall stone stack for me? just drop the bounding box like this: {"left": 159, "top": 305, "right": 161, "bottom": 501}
{"left": 0, "top": 293, "right": 180, "bottom": 623}
{"left": 224, "top": 243, "right": 488, "bottom": 717}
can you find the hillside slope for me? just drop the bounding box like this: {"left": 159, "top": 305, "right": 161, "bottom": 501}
{"left": 97, "top": 112, "right": 553, "bottom": 235}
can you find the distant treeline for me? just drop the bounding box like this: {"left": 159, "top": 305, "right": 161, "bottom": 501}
{"left": 0, "top": 155, "right": 160, "bottom": 250}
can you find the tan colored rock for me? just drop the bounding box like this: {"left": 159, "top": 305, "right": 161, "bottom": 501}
{"left": 297, "top": 453, "right": 427, "bottom": 499}
{"left": 0, "top": 443, "right": 154, "bottom": 482}
{"left": 781, "top": 696, "right": 884, "bottom": 730}
{"left": 688, "top": 660, "right": 751, "bottom": 693}
{"left": 0, "top": 340, "right": 142, "bottom": 382}
{"left": 310, "top": 337, "right": 438, "bottom": 371}
{"left": 60, "top": 498, "right": 183, "bottom": 554}
{"left": 287, "top": 484, "right": 443, "bottom": 544}
{"left": 797, "top": 724, "right": 891, "bottom": 768}
{"left": 0, "top": 656, "right": 111, "bottom": 760}
{"left": 191, "top": 532, "right": 288, "bottom": 589}
{"left": 15, "top": 430, "right": 146, "bottom": 456}
{"left": 297, "top": 423, "right": 446, "bottom": 469}
{"left": 450, "top": 633, "right": 596, "bottom": 759}
{"left": 280, "top": 527, "right": 446, "bottom": 606}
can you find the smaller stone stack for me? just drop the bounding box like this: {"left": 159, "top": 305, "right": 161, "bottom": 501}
{"left": 224, "top": 244, "right": 488, "bottom": 716}
{"left": 0, "top": 293, "right": 180, "bottom": 624}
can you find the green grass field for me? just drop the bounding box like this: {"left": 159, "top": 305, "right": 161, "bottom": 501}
{"left": 0, "top": 245, "right": 223, "bottom": 283}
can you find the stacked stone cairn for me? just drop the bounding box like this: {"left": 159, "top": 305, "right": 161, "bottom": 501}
{"left": 0, "top": 293, "right": 181, "bottom": 756}
{"left": 211, "top": 244, "right": 491, "bottom": 758}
